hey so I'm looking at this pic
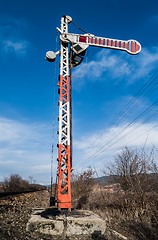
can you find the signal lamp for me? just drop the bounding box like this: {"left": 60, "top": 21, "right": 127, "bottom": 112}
{"left": 71, "top": 54, "right": 84, "bottom": 68}
{"left": 71, "top": 43, "right": 88, "bottom": 55}
{"left": 45, "top": 51, "right": 56, "bottom": 62}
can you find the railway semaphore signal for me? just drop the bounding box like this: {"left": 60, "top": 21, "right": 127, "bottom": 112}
{"left": 46, "top": 15, "right": 141, "bottom": 210}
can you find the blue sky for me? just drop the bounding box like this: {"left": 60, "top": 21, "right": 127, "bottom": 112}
{"left": 0, "top": 0, "right": 158, "bottom": 184}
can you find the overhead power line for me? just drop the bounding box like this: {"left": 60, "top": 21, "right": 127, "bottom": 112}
{"left": 77, "top": 72, "right": 158, "bottom": 167}
{"left": 77, "top": 71, "right": 158, "bottom": 165}
{"left": 81, "top": 100, "right": 158, "bottom": 166}
{"left": 81, "top": 110, "right": 158, "bottom": 168}
{"left": 82, "top": 123, "right": 158, "bottom": 171}
{"left": 95, "top": 71, "right": 158, "bottom": 143}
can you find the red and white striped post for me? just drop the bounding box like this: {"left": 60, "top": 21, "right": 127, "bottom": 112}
{"left": 57, "top": 16, "right": 72, "bottom": 210}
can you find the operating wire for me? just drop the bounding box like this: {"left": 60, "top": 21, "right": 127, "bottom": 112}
{"left": 71, "top": 19, "right": 89, "bottom": 79}
{"left": 51, "top": 30, "right": 58, "bottom": 194}
{"left": 72, "top": 50, "right": 89, "bottom": 79}
{"left": 71, "top": 20, "right": 88, "bottom": 34}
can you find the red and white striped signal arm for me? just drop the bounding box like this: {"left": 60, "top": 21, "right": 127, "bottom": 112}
{"left": 66, "top": 33, "right": 141, "bottom": 55}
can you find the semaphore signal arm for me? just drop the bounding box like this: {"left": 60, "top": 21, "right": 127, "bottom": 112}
{"left": 57, "top": 28, "right": 141, "bottom": 55}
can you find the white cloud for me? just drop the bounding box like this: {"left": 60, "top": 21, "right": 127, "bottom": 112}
{"left": 0, "top": 117, "right": 55, "bottom": 184}
{"left": 73, "top": 122, "right": 158, "bottom": 174}
{"left": 72, "top": 46, "right": 158, "bottom": 86}
{"left": 1, "top": 117, "right": 157, "bottom": 183}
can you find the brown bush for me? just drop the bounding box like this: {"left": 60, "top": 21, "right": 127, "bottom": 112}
{"left": 71, "top": 168, "right": 95, "bottom": 207}
{"left": 107, "top": 146, "right": 158, "bottom": 193}
{"left": 3, "top": 174, "right": 44, "bottom": 192}
{"left": 71, "top": 147, "right": 158, "bottom": 239}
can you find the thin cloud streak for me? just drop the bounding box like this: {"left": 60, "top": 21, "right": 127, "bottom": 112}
{"left": 3, "top": 40, "right": 29, "bottom": 54}
{"left": 0, "top": 16, "right": 30, "bottom": 56}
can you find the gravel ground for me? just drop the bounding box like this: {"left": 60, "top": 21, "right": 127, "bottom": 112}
{"left": 0, "top": 190, "right": 51, "bottom": 240}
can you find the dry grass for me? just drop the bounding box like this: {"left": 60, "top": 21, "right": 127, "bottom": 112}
{"left": 71, "top": 155, "right": 158, "bottom": 240}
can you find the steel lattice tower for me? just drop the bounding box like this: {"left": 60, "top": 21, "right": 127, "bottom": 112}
{"left": 57, "top": 16, "right": 71, "bottom": 210}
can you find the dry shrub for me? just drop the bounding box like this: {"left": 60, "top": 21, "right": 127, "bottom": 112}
{"left": 107, "top": 146, "right": 158, "bottom": 192}
{"left": 103, "top": 147, "right": 158, "bottom": 239}
{"left": 71, "top": 168, "right": 95, "bottom": 207}
{"left": 75, "top": 182, "right": 158, "bottom": 239}
{"left": 3, "top": 174, "right": 44, "bottom": 192}
{"left": 71, "top": 147, "right": 158, "bottom": 239}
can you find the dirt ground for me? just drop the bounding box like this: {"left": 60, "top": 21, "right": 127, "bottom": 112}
{"left": 0, "top": 189, "right": 157, "bottom": 240}
{"left": 0, "top": 190, "right": 51, "bottom": 239}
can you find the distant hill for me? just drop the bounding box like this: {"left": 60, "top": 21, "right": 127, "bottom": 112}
{"left": 94, "top": 173, "right": 158, "bottom": 186}
{"left": 94, "top": 175, "right": 118, "bottom": 186}
{"left": 43, "top": 173, "right": 158, "bottom": 187}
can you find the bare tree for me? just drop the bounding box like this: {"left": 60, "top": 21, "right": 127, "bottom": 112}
{"left": 110, "top": 146, "right": 158, "bottom": 192}
{"left": 71, "top": 168, "right": 94, "bottom": 201}
{"left": 3, "top": 174, "right": 43, "bottom": 192}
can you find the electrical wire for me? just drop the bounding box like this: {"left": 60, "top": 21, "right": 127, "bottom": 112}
{"left": 79, "top": 96, "right": 158, "bottom": 166}
{"left": 93, "top": 71, "right": 158, "bottom": 143}
{"left": 81, "top": 110, "right": 158, "bottom": 168}
{"left": 92, "top": 72, "right": 158, "bottom": 149}
{"left": 73, "top": 71, "right": 158, "bottom": 168}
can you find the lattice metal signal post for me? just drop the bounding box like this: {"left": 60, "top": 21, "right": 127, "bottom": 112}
{"left": 46, "top": 15, "right": 141, "bottom": 210}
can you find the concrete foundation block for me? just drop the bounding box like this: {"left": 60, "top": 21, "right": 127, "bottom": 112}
{"left": 66, "top": 210, "right": 106, "bottom": 236}
{"left": 26, "top": 208, "right": 106, "bottom": 239}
